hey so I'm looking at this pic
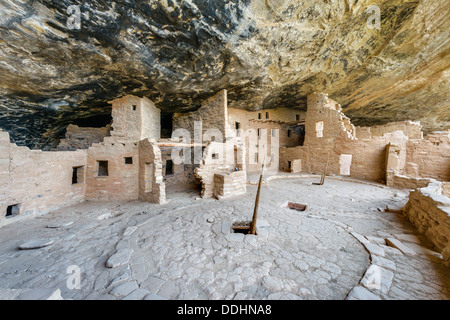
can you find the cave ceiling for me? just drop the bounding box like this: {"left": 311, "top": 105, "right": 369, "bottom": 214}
{"left": 0, "top": 0, "right": 449, "bottom": 148}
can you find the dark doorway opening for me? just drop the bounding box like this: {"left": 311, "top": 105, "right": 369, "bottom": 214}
{"left": 6, "top": 204, "right": 21, "bottom": 218}
{"left": 72, "top": 166, "right": 84, "bottom": 184}
{"left": 165, "top": 159, "right": 173, "bottom": 176}
{"left": 161, "top": 113, "right": 174, "bottom": 139}
{"left": 97, "top": 161, "right": 109, "bottom": 177}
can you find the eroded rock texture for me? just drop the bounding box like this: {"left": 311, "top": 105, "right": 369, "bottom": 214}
{"left": 0, "top": 0, "right": 448, "bottom": 149}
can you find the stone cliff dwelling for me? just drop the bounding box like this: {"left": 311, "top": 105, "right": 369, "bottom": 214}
{"left": 0, "top": 0, "right": 449, "bottom": 301}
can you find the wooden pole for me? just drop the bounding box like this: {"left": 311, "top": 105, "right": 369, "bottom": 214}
{"left": 249, "top": 158, "right": 265, "bottom": 235}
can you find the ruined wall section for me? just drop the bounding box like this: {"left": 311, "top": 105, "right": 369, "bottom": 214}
{"left": 404, "top": 130, "right": 450, "bottom": 181}
{"left": 173, "top": 90, "right": 230, "bottom": 142}
{"left": 336, "top": 131, "right": 409, "bottom": 182}
{"left": 356, "top": 121, "right": 423, "bottom": 140}
{"left": 301, "top": 92, "right": 356, "bottom": 176}
{"left": 1, "top": 130, "right": 87, "bottom": 225}
{"left": 138, "top": 139, "right": 166, "bottom": 204}
{"left": 300, "top": 93, "right": 424, "bottom": 182}
{"left": 160, "top": 147, "right": 200, "bottom": 186}
{"left": 404, "top": 181, "right": 450, "bottom": 267}
{"left": 279, "top": 146, "right": 305, "bottom": 173}
{"left": 57, "top": 124, "right": 111, "bottom": 151}
{"left": 228, "top": 108, "right": 305, "bottom": 173}
{"left": 195, "top": 141, "right": 246, "bottom": 199}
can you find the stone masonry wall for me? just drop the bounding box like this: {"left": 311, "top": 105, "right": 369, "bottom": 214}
{"left": 335, "top": 131, "right": 408, "bottom": 182}
{"left": 173, "top": 90, "right": 230, "bottom": 142}
{"left": 195, "top": 141, "right": 245, "bottom": 199}
{"left": 57, "top": 124, "right": 111, "bottom": 151}
{"left": 404, "top": 181, "right": 450, "bottom": 267}
{"left": 301, "top": 92, "right": 449, "bottom": 184}
{"left": 302, "top": 92, "right": 408, "bottom": 182}
{"left": 138, "top": 139, "right": 166, "bottom": 204}
{"left": 404, "top": 131, "right": 450, "bottom": 181}
{"left": 228, "top": 108, "right": 305, "bottom": 173}
{"left": 213, "top": 171, "right": 247, "bottom": 200}
{"left": 356, "top": 121, "right": 423, "bottom": 140}
{"left": 1, "top": 130, "right": 87, "bottom": 226}
{"left": 85, "top": 137, "right": 139, "bottom": 201}
{"left": 160, "top": 147, "right": 200, "bottom": 187}
{"left": 110, "top": 95, "right": 160, "bottom": 141}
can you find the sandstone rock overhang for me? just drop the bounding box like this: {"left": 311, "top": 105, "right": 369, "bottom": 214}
{"left": 0, "top": 0, "right": 448, "bottom": 149}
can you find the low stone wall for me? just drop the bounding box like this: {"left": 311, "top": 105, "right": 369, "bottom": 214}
{"left": 388, "top": 174, "right": 434, "bottom": 190}
{"left": 404, "top": 181, "right": 450, "bottom": 267}
{"left": 213, "top": 171, "right": 247, "bottom": 200}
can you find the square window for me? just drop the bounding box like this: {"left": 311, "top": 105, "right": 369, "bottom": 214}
{"left": 124, "top": 157, "right": 133, "bottom": 165}
{"left": 97, "top": 161, "right": 109, "bottom": 177}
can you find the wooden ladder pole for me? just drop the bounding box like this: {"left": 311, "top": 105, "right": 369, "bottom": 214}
{"left": 249, "top": 154, "right": 265, "bottom": 235}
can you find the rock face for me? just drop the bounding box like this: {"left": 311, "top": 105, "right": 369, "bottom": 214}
{"left": 0, "top": 0, "right": 448, "bottom": 149}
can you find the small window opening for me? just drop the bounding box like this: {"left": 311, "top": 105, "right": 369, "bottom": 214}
{"left": 132, "top": 105, "right": 137, "bottom": 111}
{"left": 266, "top": 112, "right": 269, "bottom": 119}
{"left": 296, "top": 114, "right": 300, "bottom": 121}
{"left": 212, "top": 153, "right": 219, "bottom": 160}
{"left": 124, "top": 157, "right": 133, "bottom": 165}
{"left": 287, "top": 130, "right": 292, "bottom": 137}
{"left": 6, "top": 204, "right": 21, "bottom": 218}
{"left": 97, "top": 161, "right": 109, "bottom": 177}
{"left": 258, "top": 113, "right": 262, "bottom": 120}
{"left": 72, "top": 166, "right": 84, "bottom": 184}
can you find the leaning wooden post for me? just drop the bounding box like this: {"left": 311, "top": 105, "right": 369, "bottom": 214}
{"left": 250, "top": 160, "right": 265, "bottom": 235}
